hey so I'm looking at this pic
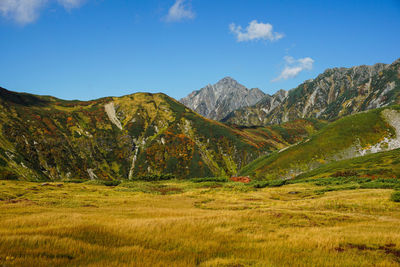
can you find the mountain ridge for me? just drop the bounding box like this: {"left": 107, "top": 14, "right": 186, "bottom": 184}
{"left": 1, "top": 58, "right": 399, "bottom": 181}
{"left": 223, "top": 58, "right": 400, "bottom": 126}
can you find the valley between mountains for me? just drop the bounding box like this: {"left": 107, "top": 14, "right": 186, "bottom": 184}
{"left": 1, "top": 59, "right": 400, "bottom": 267}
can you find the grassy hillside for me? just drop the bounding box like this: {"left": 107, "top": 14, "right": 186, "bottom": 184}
{"left": 0, "top": 87, "right": 322, "bottom": 181}
{"left": 296, "top": 148, "right": 400, "bottom": 179}
{"left": 239, "top": 106, "right": 400, "bottom": 180}
{"left": 0, "top": 179, "right": 399, "bottom": 266}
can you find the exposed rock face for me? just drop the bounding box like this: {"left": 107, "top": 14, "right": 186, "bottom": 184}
{"left": 223, "top": 89, "right": 288, "bottom": 126}
{"left": 223, "top": 58, "right": 400, "bottom": 126}
{"left": 180, "top": 77, "right": 266, "bottom": 121}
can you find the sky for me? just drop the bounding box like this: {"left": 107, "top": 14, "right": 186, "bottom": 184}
{"left": 0, "top": 0, "right": 399, "bottom": 101}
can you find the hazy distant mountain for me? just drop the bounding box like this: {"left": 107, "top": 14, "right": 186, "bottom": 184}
{"left": 180, "top": 77, "right": 266, "bottom": 120}
{"left": 223, "top": 58, "right": 400, "bottom": 126}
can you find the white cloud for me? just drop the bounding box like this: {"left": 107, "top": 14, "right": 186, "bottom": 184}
{"left": 0, "top": 0, "right": 86, "bottom": 25}
{"left": 165, "top": 0, "right": 195, "bottom": 22}
{"left": 230, "top": 20, "right": 284, "bottom": 42}
{"left": 273, "top": 56, "right": 314, "bottom": 81}
{"left": 0, "top": 0, "right": 47, "bottom": 25}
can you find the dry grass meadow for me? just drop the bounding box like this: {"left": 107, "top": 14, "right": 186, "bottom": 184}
{"left": 0, "top": 179, "right": 400, "bottom": 266}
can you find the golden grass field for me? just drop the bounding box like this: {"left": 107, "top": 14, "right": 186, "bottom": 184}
{"left": 0, "top": 180, "right": 399, "bottom": 266}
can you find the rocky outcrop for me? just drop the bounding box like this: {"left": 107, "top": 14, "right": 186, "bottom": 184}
{"left": 222, "top": 89, "right": 288, "bottom": 126}
{"left": 223, "top": 58, "right": 400, "bottom": 126}
{"left": 180, "top": 77, "right": 265, "bottom": 121}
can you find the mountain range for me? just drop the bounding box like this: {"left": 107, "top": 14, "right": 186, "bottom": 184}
{"left": 0, "top": 58, "right": 399, "bottom": 181}
{"left": 0, "top": 87, "right": 322, "bottom": 181}
{"left": 223, "top": 58, "right": 400, "bottom": 126}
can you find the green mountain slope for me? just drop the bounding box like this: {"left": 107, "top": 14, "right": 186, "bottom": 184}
{"left": 239, "top": 106, "right": 400, "bottom": 180}
{"left": 0, "top": 87, "right": 321, "bottom": 181}
{"left": 296, "top": 148, "right": 400, "bottom": 179}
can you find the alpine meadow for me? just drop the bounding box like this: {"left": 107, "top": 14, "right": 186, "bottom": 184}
{"left": 0, "top": 0, "right": 399, "bottom": 266}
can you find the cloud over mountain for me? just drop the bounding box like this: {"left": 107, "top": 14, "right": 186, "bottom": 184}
{"left": 273, "top": 56, "right": 314, "bottom": 81}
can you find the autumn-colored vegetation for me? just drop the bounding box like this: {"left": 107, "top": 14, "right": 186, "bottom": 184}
{"left": 0, "top": 87, "right": 324, "bottom": 181}
{"left": 0, "top": 179, "right": 399, "bottom": 266}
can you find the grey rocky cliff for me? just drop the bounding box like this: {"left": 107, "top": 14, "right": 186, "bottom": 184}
{"left": 180, "top": 77, "right": 265, "bottom": 121}
{"left": 223, "top": 58, "right": 400, "bottom": 126}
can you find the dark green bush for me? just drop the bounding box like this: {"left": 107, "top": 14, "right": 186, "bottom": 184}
{"left": 0, "top": 158, "right": 7, "bottom": 167}
{"left": 252, "top": 181, "right": 270, "bottom": 188}
{"left": 190, "top": 177, "right": 228, "bottom": 183}
{"left": 63, "top": 179, "right": 86, "bottom": 183}
{"left": 0, "top": 170, "right": 19, "bottom": 180}
{"left": 391, "top": 191, "right": 400, "bottom": 202}
{"left": 103, "top": 180, "right": 121, "bottom": 187}
{"left": 135, "top": 174, "right": 175, "bottom": 182}
{"left": 251, "top": 179, "right": 287, "bottom": 188}
{"left": 332, "top": 170, "right": 358, "bottom": 177}
{"left": 269, "top": 179, "right": 287, "bottom": 187}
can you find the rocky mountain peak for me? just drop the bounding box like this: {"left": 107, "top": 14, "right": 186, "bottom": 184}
{"left": 180, "top": 77, "right": 265, "bottom": 121}
{"left": 216, "top": 76, "right": 239, "bottom": 86}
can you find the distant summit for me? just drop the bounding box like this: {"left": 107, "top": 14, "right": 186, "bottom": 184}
{"left": 180, "top": 77, "right": 265, "bottom": 120}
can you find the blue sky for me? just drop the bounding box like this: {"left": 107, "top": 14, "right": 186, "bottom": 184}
{"left": 0, "top": 0, "right": 399, "bottom": 100}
